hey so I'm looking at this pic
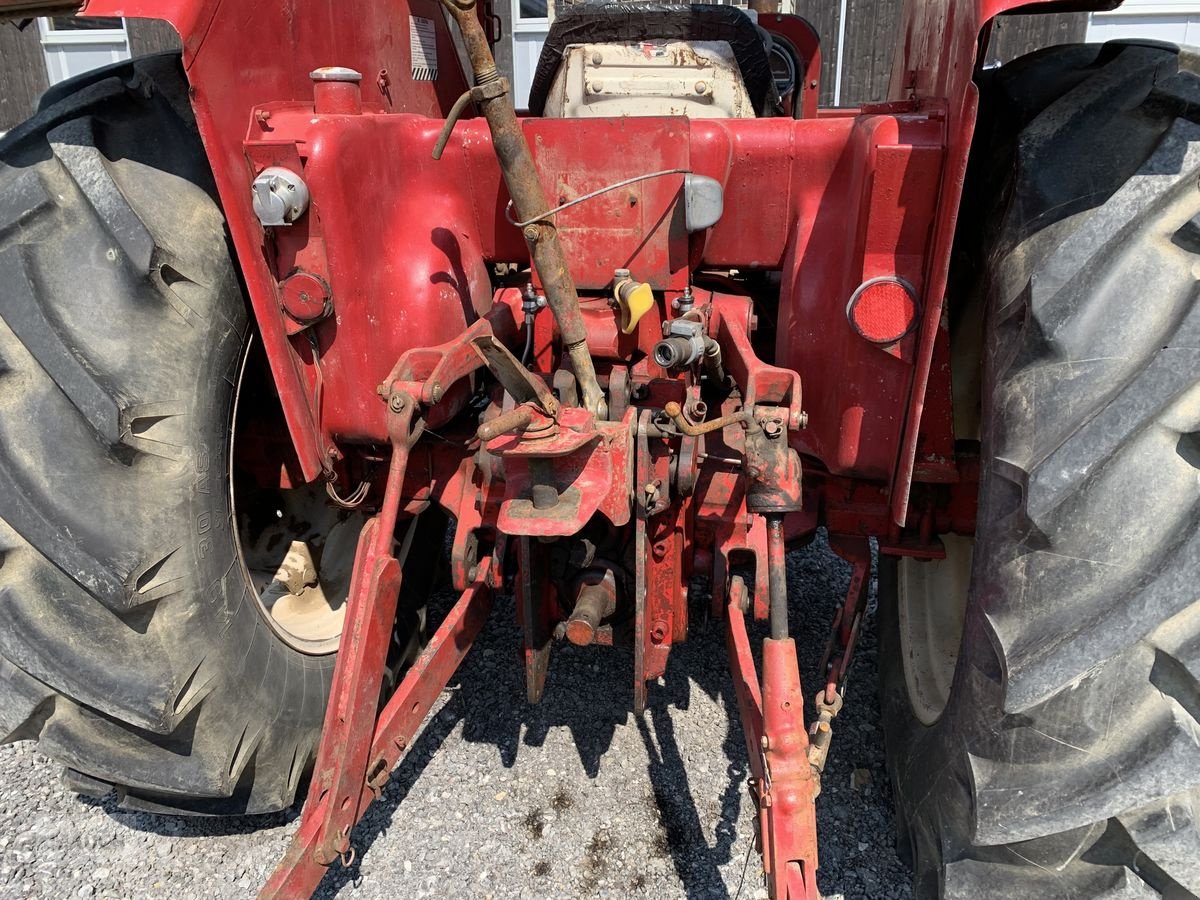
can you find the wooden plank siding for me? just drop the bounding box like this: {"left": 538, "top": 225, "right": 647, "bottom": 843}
{"left": 984, "top": 12, "right": 1088, "bottom": 67}
{"left": 834, "top": 0, "right": 903, "bottom": 105}
{"left": 126, "top": 17, "right": 181, "bottom": 58}
{"left": 791, "top": 0, "right": 844, "bottom": 104}
{"left": 813, "top": 6, "right": 1085, "bottom": 104}
{"left": 0, "top": 19, "right": 49, "bottom": 132}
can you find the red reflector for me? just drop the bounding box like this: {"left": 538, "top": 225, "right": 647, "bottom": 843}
{"left": 847, "top": 278, "right": 919, "bottom": 344}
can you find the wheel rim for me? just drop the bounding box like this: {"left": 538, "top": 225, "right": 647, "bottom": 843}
{"left": 229, "top": 340, "right": 361, "bottom": 655}
{"left": 896, "top": 534, "right": 973, "bottom": 725}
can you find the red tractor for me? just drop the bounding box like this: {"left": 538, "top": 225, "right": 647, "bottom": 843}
{"left": 0, "top": 0, "right": 1196, "bottom": 896}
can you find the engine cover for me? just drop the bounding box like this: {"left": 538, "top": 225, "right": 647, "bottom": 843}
{"left": 543, "top": 40, "right": 756, "bottom": 118}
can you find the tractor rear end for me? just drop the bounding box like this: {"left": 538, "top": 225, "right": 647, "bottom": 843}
{"left": 2, "top": 0, "right": 1199, "bottom": 897}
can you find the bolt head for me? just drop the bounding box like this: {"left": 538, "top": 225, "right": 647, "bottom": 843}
{"left": 389, "top": 395, "right": 405, "bottom": 412}
{"left": 695, "top": 81, "right": 708, "bottom": 95}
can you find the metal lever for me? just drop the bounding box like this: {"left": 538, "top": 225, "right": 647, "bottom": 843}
{"left": 437, "top": 0, "right": 606, "bottom": 418}
{"left": 471, "top": 335, "right": 559, "bottom": 416}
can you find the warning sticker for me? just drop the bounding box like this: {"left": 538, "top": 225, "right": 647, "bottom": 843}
{"left": 410, "top": 16, "right": 438, "bottom": 81}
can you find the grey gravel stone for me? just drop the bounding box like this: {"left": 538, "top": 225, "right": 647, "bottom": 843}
{"left": 0, "top": 534, "right": 911, "bottom": 898}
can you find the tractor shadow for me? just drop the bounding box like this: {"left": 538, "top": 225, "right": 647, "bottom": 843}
{"left": 309, "top": 531, "right": 906, "bottom": 898}
{"left": 78, "top": 533, "right": 908, "bottom": 898}
{"left": 311, "top": 584, "right": 752, "bottom": 898}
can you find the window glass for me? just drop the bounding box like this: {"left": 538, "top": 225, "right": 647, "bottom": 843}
{"left": 48, "top": 17, "right": 124, "bottom": 30}
{"left": 518, "top": 0, "right": 548, "bottom": 20}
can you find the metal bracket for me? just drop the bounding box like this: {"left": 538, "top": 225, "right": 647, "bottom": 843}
{"left": 431, "top": 79, "right": 510, "bottom": 160}
{"left": 471, "top": 334, "right": 560, "bottom": 416}
{"left": 517, "top": 537, "right": 553, "bottom": 704}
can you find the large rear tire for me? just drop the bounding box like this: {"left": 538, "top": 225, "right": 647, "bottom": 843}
{"left": 0, "top": 55, "right": 437, "bottom": 815}
{"left": 880, "top": 42, "right": 1200, "bottom": 897}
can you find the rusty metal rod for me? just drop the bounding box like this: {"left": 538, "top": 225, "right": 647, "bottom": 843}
{"left": 663, "top": 401, "right": 752, "bottom": 437}
{"left": 565, "top": 580, "right": 608, "bottom": 647}
{"left": 476, "top": 405, "right": 535, "bottom": 442}
{"left": 766, "top": 513, "right": 788, "bottom": 641}
{"left": 438, "top": 0, "right": 605, "bottom": 417}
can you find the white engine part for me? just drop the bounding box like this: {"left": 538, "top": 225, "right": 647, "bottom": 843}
{"left": 543, "top": 40, "right": 755, "bottom": 119}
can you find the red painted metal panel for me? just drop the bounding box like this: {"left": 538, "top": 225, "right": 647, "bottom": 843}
{"left": 777, "top": 114, "right": 944, "bottom": 481}
{"left": 70, "top": 0, "right": 1125, "bottom": 490}
{"left": 204, "top": 108, "right": 945, "bottom": 484}
{"left": 525, "top": 117, "right": 691, "bottom": 292}
{"left": 882, "top": 0, "right": 1120, "bottom": 521}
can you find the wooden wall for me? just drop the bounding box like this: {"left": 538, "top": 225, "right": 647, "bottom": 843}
{"left": 0, "top": 20, "right": 49, "bottom": 132}
{"left": 126, "top": 17, "right": 181, "bottom": 58}
{"left": 801, "top": 4, "right": 1088, "bottom": 106}
{"left": 792, "top": 0, "right": 844, "bottom": 103}
{"left": 984, "top": 12, "right": 1088, "bottom": 67}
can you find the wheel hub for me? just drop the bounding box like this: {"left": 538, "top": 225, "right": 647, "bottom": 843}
{"left": 896, "top": 534, "right": 972, "bottom": 725}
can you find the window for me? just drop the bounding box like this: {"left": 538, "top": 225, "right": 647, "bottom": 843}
{"left": 517, "top": 0, "right": 548, "bottom": 23}
{"left": 46, "top": 17, "right": 125, "bottom": 31}
{"left": 38, "top": 17, "right": 131, "bottom": 85}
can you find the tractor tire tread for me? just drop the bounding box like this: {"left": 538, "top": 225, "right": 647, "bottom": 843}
{"left": 881, "top": 42, "right": 1200, "bottom": 899}
{"left": 0, "top": 54, "right": 332, "bottom": 816}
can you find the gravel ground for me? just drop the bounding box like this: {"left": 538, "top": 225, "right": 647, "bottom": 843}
{"left": 0, "top": 534, "right": 912, "bottom": 899}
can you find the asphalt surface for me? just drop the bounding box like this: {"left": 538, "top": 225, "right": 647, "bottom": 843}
{"left": 0, "top": 534, "right": 912, "bottom": 899}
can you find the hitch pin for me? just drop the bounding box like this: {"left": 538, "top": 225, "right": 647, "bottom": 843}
{"left": 476, "top": 405, "right": 535, "bottom": 442}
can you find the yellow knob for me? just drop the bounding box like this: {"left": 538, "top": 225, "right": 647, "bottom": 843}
{"left": 616, "top": 279, "right": 655, "bottom": 335}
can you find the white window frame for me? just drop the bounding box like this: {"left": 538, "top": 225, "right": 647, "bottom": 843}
{"left": 512, "top": 0, "right": 550, "bottom": 35}
{"left": 1094, "top": 1, "right": 1200, "bottom": 14}
{"left": 37, "top": 17, "right": 132, "bottom": 86}
{"left": 37, "top": 17, "right": 130, "bottom": 45}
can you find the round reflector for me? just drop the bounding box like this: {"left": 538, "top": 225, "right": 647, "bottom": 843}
{"left": 847, "top": 277, "right": 919, "bottom": 344}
